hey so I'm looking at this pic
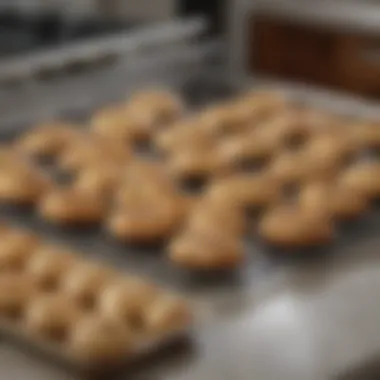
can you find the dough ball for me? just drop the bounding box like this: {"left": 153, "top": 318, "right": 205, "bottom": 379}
{"left": 67, "top": 315, "right": 132, "bottom": 365}
{"left": 38, "top": 188, "right": 106, "bottom": 225}
{"left": 258, "top": 204, "right": 334, "bottom": 248}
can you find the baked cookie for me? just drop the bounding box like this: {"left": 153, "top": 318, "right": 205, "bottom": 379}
{"left": 91, "top": 104, "right": 152, "bottom": 143}
{"left": 99, "top": 278, "right": 157, "bottom": 328}
{"left": 154, "top": 120, "right": 213, "bottom": 155}
{"left": 107, "top": 197, "right": 182, "bottom": 245}
{"left": 0, "top": 229, "right": 40, "bottom": 271}
{"left": 349, "top": 122, "right": 380, "bottom": 149}
{"left": 299, "top": 181, "right": 369, "bottom": 220}
{"left": 187, "top": 199, "right": 246, "bottom": 238}
{"left": 27, "top": 246, "right": 77, "bottom": 290}
{"left": 143, "top": 295, "right": 191, "bottom": 333}
{"left": 0, "top": 274, "right": 36, "bottom": 319}
{"left": 206, "top": 173, "right": 281, "bottom": 211}
{"left": 258, "top": 204, "right": 334, "bottom": 248}
{"left": 128, "top": 89, "right": 184, "bottom": 125}
{"left": 58, "top": 135, "right": 130, "bottom": 174}
{"left": 38, "top": 188, "right": 106, "bottom": 225}
{"left": 339, "top": 162, "right": 380, "bottom": 200}
{"left": 25, "top": 295, "right": 81, "bottom": 342}
{"left": 168, "top": 229, "right": 244, "bottom": 270}
{"left": 16, "top": 122, "right": 81, "bottom": 158}
{"left": 61, "top": 263, "right": 114, "bottom": 309}
{"left": 0, "top": 165, "right": 52, "bottom": 205}
{"left": 67, "top": 316, "right": 131, "bottom": 365}
{"left": 167, "top": 148, "right": 222, "bottom": 183}
{"left": 303, "top": 131, "right": 356, "bottom": 169}
{"left": 73, "top": 163, "right": 122, "bottom": 198}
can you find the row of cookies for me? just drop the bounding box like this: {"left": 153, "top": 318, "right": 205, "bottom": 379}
{"left": 0, "top": 223, "right": 191, "bottom": 369}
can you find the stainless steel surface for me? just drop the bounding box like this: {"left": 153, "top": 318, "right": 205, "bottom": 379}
{"left": 0, "top": 17, "right": 206, "bottom": 80}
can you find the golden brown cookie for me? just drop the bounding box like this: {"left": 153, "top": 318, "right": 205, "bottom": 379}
{"left": 16, "top": 122, "right": 81, "bottom": 158}
{"left": 61, "top": 264, "right": 114, "bottom": 309}
{"left": 258, "top": 204, "right": 334, "bottom": 248}
{"left": 99, "top": 278, "right": 157, "bottom": 328}
{"left": 0, "top": 274, "right": 37, "bottom": 319}
{"left": 25, "top": 295, "right": 81, "bottom": 342}
{"left": 239, "top": 90, "right": 287, "bottom": 119}
{"left": 0, "top": 229, "right": 40, "bottom": 271}
{"left": 168, "top": 229, "right": 244, "bottom": 270}
{"left": 143, "top": 295, "right": 191, "bottom": 333}
{"left": 349, "top": 122, "right": 380, "bottom": 149}
{"left": 206, "top": 173, "right": 281, "bottom": 212}
{"left": 91, "top": 104, "right": 152, "bottom": 143}
{"left": 299, "top": 181, "right": 369, "bottom": 220}
{"left": 73, "top": 163, "right": 122, "bottom": 198}
{"left": 127, "top": 89, "right": 184, "bottom": 125}
{"left": 38, "top": 188, "right": 106, "bottom": 226}
{"left": 121, "top": 159, "right": 174, "bottom": 194}
{"left": 58, "top": 135, "right": 130, "bottom": 174}
{"left": 167, "top": 148, "right": 222, "bottom": 183}
{"left": 67, "top": 316, "right": 131, "bottom": 365}
{"left": 303, "top": 131, "right": 356, "bottom": 170}
{"left": 0, "top": 165, "right": 52, "bottom": 205}
{"left": 154, "top": 120, "right": 213, "bottom": 155}
{"left": 27, "top": 246, "right": 77, "bottom": 290}
{"left": 267, "top": 151, "right": 308, "bottom": 186}
{"left": 339, "top": 162, "right": 380, "bottom": 200}
{"left": 187, "top": 199, "right": 245, "bottom": 238}
{"left": 107, "top": 198, "right": 182, "bottom": 245}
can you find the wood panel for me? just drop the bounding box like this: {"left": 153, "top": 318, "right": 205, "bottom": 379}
{"left": 250, "top": 14, "right": 380, "bottom": 97}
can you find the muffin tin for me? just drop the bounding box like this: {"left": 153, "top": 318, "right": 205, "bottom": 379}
{"left": 0, "top": 223, "right": 191, "bottom": 374}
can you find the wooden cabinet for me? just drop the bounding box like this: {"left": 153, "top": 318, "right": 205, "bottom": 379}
{"left": 250, "top": 15, "right": 380, "bottom": 97}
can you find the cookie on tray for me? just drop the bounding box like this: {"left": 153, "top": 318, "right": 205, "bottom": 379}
{"left": 258, "top": 204, "right": 334, "bottom": 248}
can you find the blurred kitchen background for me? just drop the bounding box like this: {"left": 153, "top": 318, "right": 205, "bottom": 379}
{"left": 1, "top": 0, "right": 380, "bottom": 125}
